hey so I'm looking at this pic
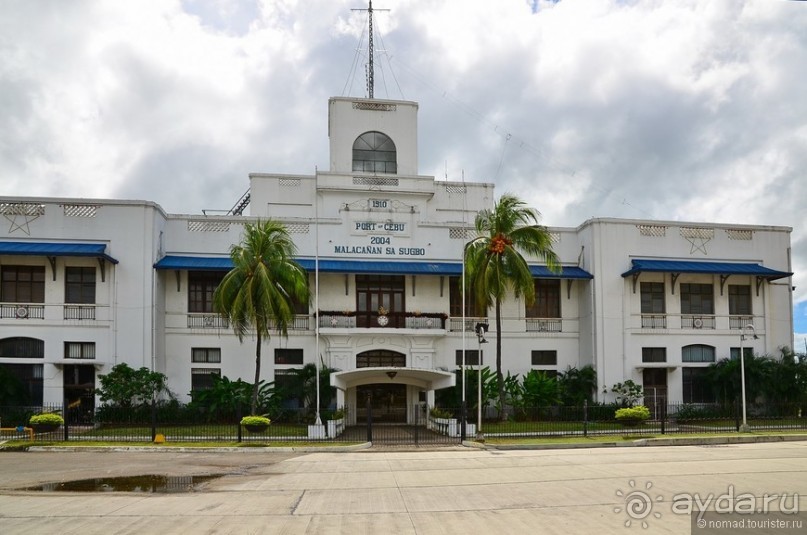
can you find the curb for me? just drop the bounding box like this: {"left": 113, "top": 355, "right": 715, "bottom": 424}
{"left": 483, "top": 434, "right": 807, "bottom": 451}
{"left": 24, "top": 442, "right": 373, "bottom": 453}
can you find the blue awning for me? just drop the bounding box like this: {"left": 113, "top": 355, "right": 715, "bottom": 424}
{"left": 154, "top": 255, "right": 593, "bottom": 279}
{"left": 153, "top": 255, "right": 233, "bottom": 271}
{"left": 0, "top": 241, "right": 118, "bottom": 264}
{"left": 621, "top": 259, "right": 791, "bottom": 281}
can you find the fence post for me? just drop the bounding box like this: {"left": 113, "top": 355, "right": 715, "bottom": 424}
{"left": 583, "top": 400, "right": 589, "bottom": 437}
{"left": 366, "top": 395, "right": 372, "bottom": 443}
{"left": 660, "top": 403, "right": 666, "bottom": 435}
{"left": 151, "top": 398, "right": 157, "bottom": 442}
{"left": 460, "top": 400, "right": 466, "bottom": 441}
{"left": 62, "top": 397, "right": 69, "bottom": 442}
{"left": 414, "top": 404, "right": 419, "bottom": 446}
{"left": 735, "top": 397, "right": 741, "bottom": 432}
{"left": 236, "top": 403, "right": 242, "bottom": 443}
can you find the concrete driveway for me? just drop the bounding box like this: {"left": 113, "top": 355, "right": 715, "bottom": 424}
{"left": 1, "top": 443, "right": 806, "bottom": 534}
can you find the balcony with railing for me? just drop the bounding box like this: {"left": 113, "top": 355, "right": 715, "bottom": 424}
{"left": 64, "top": 305, "right": 96, "bottom": 320}
{"left": 187, "top": 314, "right": 230, "bottom": 329}
{"left": 0, "top": 303, "right": 45, "bottom": 320}
{"left": 319, "top": 311, "right": 447, "bottom": 330}
{"left": 681, "top": 315, "right": 716, "bottom": 330}
{"left": 729, "top": 315, "right": 754, "bottom": 330}
{"left": 186, "top": 313, "right": 310, "bottom": 330}
{"left": 525, "top": 318, "right": 563, "bottom": 333}
{"left": 633, "top": 313, "right": 741, "bottom": 330}
{"left": 0, "top": 302, "right": 111, "bottom": 322}
{"left": 447, "top": 317, "right": 489, "bottom": 333}
{"left": 641, "top": 314, "right": 667, "bottom": 329}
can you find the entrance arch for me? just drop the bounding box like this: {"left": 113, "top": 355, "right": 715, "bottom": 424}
{"left": 331, "top": 353, "right": 455, "bottom": 426}
{"left": 355, "top": 350, "right": 407, "bottom": 422}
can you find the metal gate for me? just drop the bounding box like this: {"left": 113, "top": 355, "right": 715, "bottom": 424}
{"left": 344, "top": 402, "right": 464, "bottom": 446}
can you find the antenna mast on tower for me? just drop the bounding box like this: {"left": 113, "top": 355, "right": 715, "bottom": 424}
{"left": 352, "top": 1, "right": 388, "bottom": 99}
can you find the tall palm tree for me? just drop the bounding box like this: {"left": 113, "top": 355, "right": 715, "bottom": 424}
{"left": 213, "top": 220, "right": 310, "bottom": 415}
{"left": 465, "top": 194, "right": 560, "bottom": 417}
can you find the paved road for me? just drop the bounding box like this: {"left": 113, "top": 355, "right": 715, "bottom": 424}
{"left": 1, "top": 443, "right": 807, "bottom": 534}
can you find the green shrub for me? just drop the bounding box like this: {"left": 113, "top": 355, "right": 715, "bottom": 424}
{"left": 29, "top": 413, "right": 64, "bottom": 426}
{"left": 328, "top": 408, "right": 345, "bottom": 420}
{"left": 430, "top": 407, "right": 453, "bottom": 419}
{"left": 615, "top": 405, "right": 650, "bottom": 421}
{"left": 240, "top": 415, "right": 271, "bottom": 427}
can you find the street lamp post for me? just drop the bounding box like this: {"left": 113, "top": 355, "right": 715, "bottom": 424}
{"left": 461, "top": 237, "right": 483, "bottom": 439}
{"left": 475, "top": 322, "right": 488, "bottom": 441}
{"left": 739, "top": 323, "right": 758, "bottom": 432}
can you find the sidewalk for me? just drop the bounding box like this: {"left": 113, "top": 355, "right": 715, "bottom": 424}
{"left": 2, "top": 441, "right": 807, "bottom": 534}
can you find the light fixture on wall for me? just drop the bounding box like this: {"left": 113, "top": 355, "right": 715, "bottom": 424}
{"left": 386, "top": 371, "right": 397, "bottom": 380}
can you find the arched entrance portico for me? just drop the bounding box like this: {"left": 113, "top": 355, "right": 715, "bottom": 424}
{"left": 331, "top": 350, "right": 455, "bottom": 426}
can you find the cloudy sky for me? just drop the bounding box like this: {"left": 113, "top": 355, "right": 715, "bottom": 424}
{"left": 1, "top": 0, "right": 805, "bottom": 349}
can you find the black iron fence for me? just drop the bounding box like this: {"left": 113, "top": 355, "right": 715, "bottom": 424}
{"left": 462, "top": 401, "right": 807, "bottom": 438}
{"left": 0, "top": 403, "right": 353, "bottom": 443}
{"left": 2, "top": 401, "right": 806, "bottom": 444}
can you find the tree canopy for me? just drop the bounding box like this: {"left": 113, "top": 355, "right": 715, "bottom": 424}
{"left": 213, "top": 220, "right": 310, "bottom": 414}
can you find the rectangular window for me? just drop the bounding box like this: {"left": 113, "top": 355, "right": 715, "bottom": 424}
{"left": 640, "top": 282, "right": 665, "bottom": 313}
{"left": 191, "top": 348, "right": 221, "bottom": 363}
{"left": 191, "top": 368, "right": 220, "bottom": 392}
{"left": 682, "top": 367, "right": 713, "bottom": 403}
{"left": 355, "top": 274, "right": 405, "bottom": 328}
{"left": 0, "top": 337, "right": 44, "bottom": 358}
{"left": 291, "top": 296, "right": 309, "bottom": 315}
{"left": 729, "top": 347, "right": 754, "bottom": 360}
{"left": 188, "top": 271, "right": 226, "bottom": 313}
{"left": 1, "top": 266, "right": 45, "bottom": 303}
{"left": 274, "top": 368, "right": 303, "bottom": 408}
{"left": 526, "top": 279, "right": 561, "bottom": 318}
{"left": 455, "top": 349, "right": 480, "bottom": 366}
{"left": 728, "top": 285, "right": 752, "bottom": 315}
{"left": 64, "top": 342, "right": 95, "bottom": 360}
{"left": 531, "top": 350, "right": 557, "bottom": 366}
{"left": 65, "top": 267, "right": 96, "bottom": 304}
{"left": 275, "top": 348, "right": 304, "bottom": 365}
{"left": 642, "top": 347, "right": 667, "bottom": 363}
{"left": 680, "top": 283, "right": 714, "bottom": 315}
{"left": 682, "top": 345, "right": 716, "bottom": 363}
{"left": 0, "top": 363, "right": 43, "bottom": 405}
{"left": 449, "top": 276, "right": 478, "bottom": 317}
{"left": 63, "top": 363, "right": 95, "bottom": 387}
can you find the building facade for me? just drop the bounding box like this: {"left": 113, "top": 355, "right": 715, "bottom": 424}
{"left": 0, "top": 96, "right": 794, "bottom": 422}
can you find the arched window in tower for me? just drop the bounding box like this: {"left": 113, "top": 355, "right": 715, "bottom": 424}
{"left": 352, "top": 131, "right": 397, "bottom": 174}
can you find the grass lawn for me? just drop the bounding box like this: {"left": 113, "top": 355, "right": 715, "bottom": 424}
{"left": 481, "top": 421, "right": 624, "bottom": 433}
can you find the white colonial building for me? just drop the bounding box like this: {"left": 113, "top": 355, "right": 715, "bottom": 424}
{"left": 0, "top": 95, "right": 794, "bottom": 423}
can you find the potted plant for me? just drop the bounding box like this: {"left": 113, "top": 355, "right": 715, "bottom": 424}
{"left": 327, "top": 408, "right": 346, "bottom": 438}
{"left": 615, "top": 405, "right": 651, "bottom": 428}
{"left": 29, "top": 413, "right": 64, "bottom": 433}
{"left": 429, "top": 407, "right": 457, "bottom": 435}
{"left": 240, "top": 415, "right": 271, "bottom": 433}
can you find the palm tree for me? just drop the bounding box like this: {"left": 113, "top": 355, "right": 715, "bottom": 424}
{"left": 465, "top": 194, "right": 560, "bottom": 417}
{"left": 213, "top": 220, "right": 310, "bottom": 415}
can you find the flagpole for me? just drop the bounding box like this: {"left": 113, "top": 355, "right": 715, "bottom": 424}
{"left": 314, "top": 171, "right": 321, "bottom": 425}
